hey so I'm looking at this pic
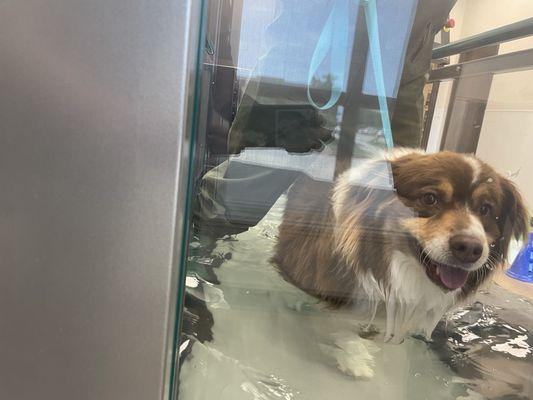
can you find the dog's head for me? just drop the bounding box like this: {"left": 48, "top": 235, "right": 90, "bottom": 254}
{"left": 390, "top": 150, "right": 528, "bottom": 293}
{"left": 333, "top": 150, "right": 529, "bottom": 296}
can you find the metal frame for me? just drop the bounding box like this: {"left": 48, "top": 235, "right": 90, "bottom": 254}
{"left": 334, "top": 4, "right": 370, "bottom": 177}
{"left": 0, "top": 1, "right": 204, "bottom": 400}
{"left": 432, "top": 17, "right": 533, "bottom": 59}
{"left": 438, "top": 46, "right": 500, "bottom": 153}
{"left": 424, "top": 17, "right": 533, "bottom": 153}
{"left": 428, "top": 48, "right": 533, "bottom": 82}
{"left": 420, "top": 80, "right": 440, "bottom": 149}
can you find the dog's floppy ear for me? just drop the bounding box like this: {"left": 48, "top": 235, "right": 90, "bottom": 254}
{"left": 498, "top": 177, "right": 529, "bottom": 260}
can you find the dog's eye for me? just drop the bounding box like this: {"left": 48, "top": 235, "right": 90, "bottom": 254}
{"left": 480, "top": 203, "right": 492, "bottom": 216}
{"left": 421, "top": 193, "right": 438, "bottom": 206}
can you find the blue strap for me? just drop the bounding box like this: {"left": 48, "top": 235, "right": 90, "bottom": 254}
{"left": 306, "top": 0, "right": 350, "bottom": 110}
{"left": 307, "top": 0, "right": 394, "bottom": 149}
{"left": 363, "top": 0, "right": 394, "bottom": 148}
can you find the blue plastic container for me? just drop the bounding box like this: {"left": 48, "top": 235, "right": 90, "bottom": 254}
{"left": 506, "top": 232, "right": 533, "bottom": 283}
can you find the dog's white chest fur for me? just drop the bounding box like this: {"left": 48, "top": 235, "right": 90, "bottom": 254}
{"left": 314, "top": 252, "right": 461, "bottom": 378}
{"left": 384, "top": 251, "right": 458, "bottom": 341}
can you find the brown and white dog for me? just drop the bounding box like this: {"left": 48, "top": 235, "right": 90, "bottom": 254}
{"left": 273, "top": 149, "right": 529, "bottom": 347}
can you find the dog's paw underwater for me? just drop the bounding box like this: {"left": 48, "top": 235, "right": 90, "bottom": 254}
{"left": 319, "top": 331, "right": 380, "bottom": 379}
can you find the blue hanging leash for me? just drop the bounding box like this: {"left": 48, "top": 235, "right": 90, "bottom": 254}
{"left": 307, "top": 0, "right": 394, "bottom": 149}
{"left": 363, "top": 0, "right": 394, "bottom": 148}
{"left": 306, "top": 0, "right": 350, "bottom": 111}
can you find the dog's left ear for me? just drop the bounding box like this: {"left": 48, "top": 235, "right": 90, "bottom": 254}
{"left": 498, "top": 177, "right": 529, "bottom": 260}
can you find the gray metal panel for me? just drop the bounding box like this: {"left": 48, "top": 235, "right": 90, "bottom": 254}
{"left": 0, "top": 1, "right": 201, "bottom": 399}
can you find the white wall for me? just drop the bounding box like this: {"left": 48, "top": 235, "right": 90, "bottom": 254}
{"left": 477, "top": 71, "right": 533, "bottom": 213}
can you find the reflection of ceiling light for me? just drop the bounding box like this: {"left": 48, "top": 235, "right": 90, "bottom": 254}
{"left": 186, "top": 276, "right": 200, "bottom": 288}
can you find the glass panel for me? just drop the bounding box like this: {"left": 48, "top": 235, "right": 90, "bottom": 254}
{"left": 177, "top": 1, "right": 533, "bottom": 399}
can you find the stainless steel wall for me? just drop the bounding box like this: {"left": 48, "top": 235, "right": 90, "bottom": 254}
{"left": 0, "top": 1, "right": 201, "bottom": 399}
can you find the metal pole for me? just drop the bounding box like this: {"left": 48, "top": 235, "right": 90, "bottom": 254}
{"left": 432, "top": 17, "right": 533, "bottom": 59}
{"left": 334, "top": 5, "right": 369, "bottom": 178}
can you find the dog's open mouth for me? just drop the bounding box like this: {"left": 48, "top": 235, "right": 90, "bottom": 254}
{"left": 413, "top": 243, "right": 469, "bottom": 291}
{"left": 422, "top": 255, "right": 469, "bottom": 290}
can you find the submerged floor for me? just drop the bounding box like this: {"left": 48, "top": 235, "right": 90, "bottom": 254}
{"left": 178, "top": 195, "right": 533, "bottom": 400}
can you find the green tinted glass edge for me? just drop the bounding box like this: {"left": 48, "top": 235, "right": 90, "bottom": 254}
{"left": 168, "top": 0, "right": 207, "bottom": 398}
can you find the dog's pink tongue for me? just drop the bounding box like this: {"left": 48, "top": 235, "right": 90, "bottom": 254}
{"left": 438, "top": 265, "right": 469, "bottom": 289}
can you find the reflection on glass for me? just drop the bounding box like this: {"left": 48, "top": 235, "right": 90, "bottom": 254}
{"left": 178, "top": 1, "right": 533, "bottom": 399}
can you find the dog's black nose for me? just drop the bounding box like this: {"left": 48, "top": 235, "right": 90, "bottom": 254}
{"left": 449, "top": 235, "right": 483, "bottom": 263}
